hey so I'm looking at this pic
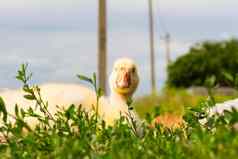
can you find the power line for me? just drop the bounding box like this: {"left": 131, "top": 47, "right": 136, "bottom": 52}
{"left": 165, "top": 33, "right": 171, "bottom": 65}
{"left": 155, "top": 0, "right": 169, "bottom": 38}
{"left": 155, "top": 1, "right": 172, "bottom": 65}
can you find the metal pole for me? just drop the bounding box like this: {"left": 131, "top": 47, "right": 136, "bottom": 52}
{"left": 98, "top": 0, "right": 107, "bottom": 94}
{"left": 148, "top": 0, "right": 156, "bottom": 94}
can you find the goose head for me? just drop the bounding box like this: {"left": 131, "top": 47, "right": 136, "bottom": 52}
{"left": 109, "top": 58, "right": 139, "bottom": 99}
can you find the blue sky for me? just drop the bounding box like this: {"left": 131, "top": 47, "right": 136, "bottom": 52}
{"left": 0, "top": 0, "right": 237, "bottom": 95}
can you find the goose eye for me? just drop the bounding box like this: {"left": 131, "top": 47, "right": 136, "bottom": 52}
{"left": 132, "top": 67, "right": 136, "bottom": 73}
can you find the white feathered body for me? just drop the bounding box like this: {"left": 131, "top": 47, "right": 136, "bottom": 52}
{"left": 209, "top": 98, "right": 238, "bottom": 116}
{"left": 0, "top": 83, "right": 138, "bottom": 127}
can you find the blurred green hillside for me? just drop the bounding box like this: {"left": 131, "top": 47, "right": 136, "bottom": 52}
{"left": 167, "top": 39, "right": 238, "bottom": 88}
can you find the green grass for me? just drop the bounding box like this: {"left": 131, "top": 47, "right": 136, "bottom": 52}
{"left": 0, "top": 64, "right": 238, "bottom": 159}
{"left": 134, "top": 87, "right": 237, "bottom": 118}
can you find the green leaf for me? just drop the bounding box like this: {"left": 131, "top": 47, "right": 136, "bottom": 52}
{"left": 21, "top": 63, "right": 28, "bottom": 73}
{"left": 65, "top": 105, "right": 76, "bottom": 120}
{"left": 0, "top": 96, "right": 7, "bottom": 122}
{"left": 93, "top": 72, "right": 97, "bottom": 85}
{"left": 16, "top": 75, "right": 23, "bottom": 81}
{"left": 77, "top": 74, "right": 93, "bottom": 84}
{"left": 97, "top": 88, "right": 104, "bottom": 98}
{"left": 15, "top": 104, "right": 19, "bottom": 117}
{"left": 22, "top": 85, "right": 32, "bottom": 93}
{"left": 205, "top": 75, "right": 216, "bottom": 88}
{"left": 126, "top": 97, "right": 133, "bottom": 106}
{"left": 20, "top": 108, "right": 26, "bottom": 118}
{"left": 222, "top": 71, "right": 234, "bottom": 83}
{"left": 24, "top": 95, "right": 35, "bottom": 100}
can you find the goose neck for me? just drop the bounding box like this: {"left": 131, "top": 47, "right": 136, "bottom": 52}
{"left": 109, "top": 92, "right": 129, "bottom": 106}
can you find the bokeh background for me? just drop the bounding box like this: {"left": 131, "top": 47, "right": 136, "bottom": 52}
{"left": 0, "top": 0, "right": 237, "bottom": 95}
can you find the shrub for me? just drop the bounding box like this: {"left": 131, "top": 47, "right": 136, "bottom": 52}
{"left": 167, "top": 39, "right": 238, "bottom": 88}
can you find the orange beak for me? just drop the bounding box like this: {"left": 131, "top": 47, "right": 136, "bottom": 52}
{"left": 116, "top": 72, "right": 131, "bottom": 89}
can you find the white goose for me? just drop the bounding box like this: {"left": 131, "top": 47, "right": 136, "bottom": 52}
{"left": 0, "top": 58, "right": 141, "bottom": 128}
{"left": 208, "top": 99, "right": 238, "bottom": 116}
{"left": 197, "top": 98, "right": 238, "bottom": 126}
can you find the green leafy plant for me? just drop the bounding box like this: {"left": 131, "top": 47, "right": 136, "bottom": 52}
{"left": 0, "top": 64, "right": 237, "bottom": 158}
{"left": 77, "top": 73, "right": 103, "bottom": 124}
{"left": 16, "top": 63, "right": 55, "bottom": 123}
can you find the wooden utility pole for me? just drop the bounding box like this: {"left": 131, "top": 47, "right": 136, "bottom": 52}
{"left": 148, "top": 0, "right": 156, "bottom": 94}
{"left": 98, "top": 0, "right": 107, "bottom": 94}
{"left": 165, "top": 33, "right": 171, "bottom": 65}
